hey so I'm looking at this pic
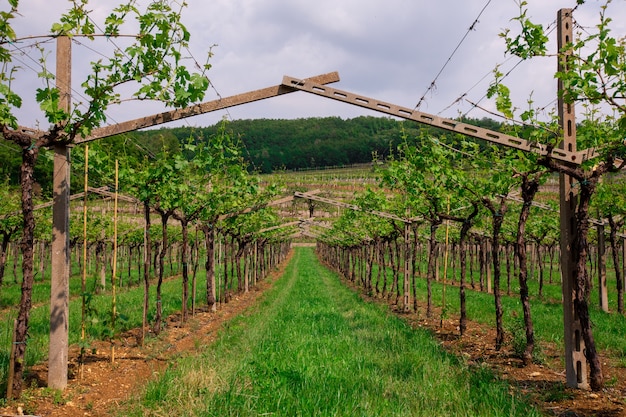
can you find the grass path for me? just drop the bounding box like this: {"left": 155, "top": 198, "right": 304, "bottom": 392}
{"left": 129, "top": 247, "right": 541, "bottom": 417}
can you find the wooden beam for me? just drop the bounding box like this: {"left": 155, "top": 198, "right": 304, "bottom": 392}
{"left": 1, "top": 187, "right": 109, "bottom": 220}
{"left": 77, "top": 72, "right": 340, "bottom": 144}
{"left": 294, "top": 191, "right": 408, "bottom": 223}
{"left": 258, "top": 220, "right": 301, "bottom": 234}
{"left": 218, "top": 190, "right": 322, "bottom": 221}
{"left": 281, "top": 76, "right": 585, "bottom": 165}
{"left": 87, "top": 186, "right": 140, "bottom": 204}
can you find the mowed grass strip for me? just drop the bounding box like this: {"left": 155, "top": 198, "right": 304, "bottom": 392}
{"left": 129, "top": 247, "right": 540, "bottom": 417}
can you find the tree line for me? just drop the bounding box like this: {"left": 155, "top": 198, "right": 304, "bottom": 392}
{"left": 0, "top": 116, "right": 505, "bottom": 196}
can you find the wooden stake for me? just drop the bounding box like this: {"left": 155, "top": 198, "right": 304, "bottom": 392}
{"left": 141, "top": 204, "right": 148, "bottom": 347}
{"left": 597, "top": 222, "right": 608, "bottom": 312}
{"left": 623, "top": 236, "right": 626, "bottom": 302}
{"left": 403, "top": 206, "right": 411, "bottom": 313}
{"left": 192, "top": 226, "right": 198, "bottom": 316}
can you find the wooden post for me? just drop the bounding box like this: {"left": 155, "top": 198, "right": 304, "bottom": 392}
{"left": 49, "top": 35, "right": 71, "bottom": 390}
{"left": 597, "top": 223, "right": 608, "bottom": 312}
{"left": 254, "top": 241, "right": 259, "bottom": 287}
{"left": 558, "top": 8, "right": 588, "bottom": 389}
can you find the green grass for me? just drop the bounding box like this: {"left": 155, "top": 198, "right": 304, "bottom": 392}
{"left": 128, "top": 247, "right": 541, "bottom": 417}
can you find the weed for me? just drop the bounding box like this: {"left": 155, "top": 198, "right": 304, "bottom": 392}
{"left": 605, "top": 375, "right": 619, "bottom": 387}
{"left": 506, "top": 316, "right": 545, "bottom": 364}
{"left": 17, "top": 389, "right": 38, "bottom": 416}
{"left": 40, "top": 387, "right": 67, "bottom": 406}
{"left": 539, "top": 382, "right": 574, "bottom": 402}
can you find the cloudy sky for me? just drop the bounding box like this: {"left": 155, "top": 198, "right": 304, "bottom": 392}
{"left": 7, "top": 0, "right": 626, "bottom": 130}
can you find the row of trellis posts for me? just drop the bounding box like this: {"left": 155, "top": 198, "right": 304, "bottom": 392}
{"left": 2, "top": 181, "right": 293, "bottom": 397}
{"left": 316, "top": 231, "right": 626, "bottom": 314}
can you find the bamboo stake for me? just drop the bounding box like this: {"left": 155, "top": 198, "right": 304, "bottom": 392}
{"left": 111, "top": 160, "right": 119, "bottom": 363}
{"left": 80, "top": 145, "right": 89, "bottom": 378}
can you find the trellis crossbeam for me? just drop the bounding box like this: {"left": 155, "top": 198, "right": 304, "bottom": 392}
{"left": 281, "top": 76, "right": 589, "bottom": 165}
{"left": 294, "top": 191, "right": 407, "bottom": 223}
{"left": 77, "top": 72, "right": 340, "bottom": 144}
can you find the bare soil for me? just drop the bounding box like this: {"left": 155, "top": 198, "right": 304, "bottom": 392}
{"left": 1, "top": 252, "right": 625, "bottom": 417}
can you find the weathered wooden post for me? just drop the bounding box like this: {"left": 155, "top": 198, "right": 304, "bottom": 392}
{"left": 49, "top": 35, "right": 71, "bottom": 390}
{"left": 557, "top": 8, "right": 588, "bottom": 389}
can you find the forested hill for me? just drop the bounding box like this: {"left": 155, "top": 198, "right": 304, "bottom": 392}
{"left": 172, "top": 116, "right": 406, "bottom": 173}
{"left": 134, "top": 116, "right": 503, "bottom": 173}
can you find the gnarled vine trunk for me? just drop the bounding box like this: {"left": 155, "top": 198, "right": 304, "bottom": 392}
{"left": 426, "top": 221, "right": 441, "bottom": 318}
{"left": 11, "top": 147, "right": 39, "bottom": 398}
{"left": 516, "top": 173, "right": 540, "bottom": 367}
{"left": 483, "top": 197, "right": 507, "bottom": 351}
{"left": 0, "top": 231, "right": 15, "bottom": 285}
{"left": 202, "top": 223, "right": 217, "bottom": 312}
{"left": 457, "top": 205, "right": 479, "bottom": 336}
{"left": 574, "top": 179, "right": 603, "bottom": 390}
{"left": 607, "top": 215, "right": 624, "bottom": 314}
{"left": 154, "top": 211, "right": 171, "bottom": 335}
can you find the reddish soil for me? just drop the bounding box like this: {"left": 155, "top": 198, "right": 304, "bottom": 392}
{"left": 1, "top": 252, "right": 625, "bottom": 417}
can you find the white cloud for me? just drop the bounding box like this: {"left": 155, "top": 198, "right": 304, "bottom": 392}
{"left": 5, "top": 0, "right": 626, "bottom": 130}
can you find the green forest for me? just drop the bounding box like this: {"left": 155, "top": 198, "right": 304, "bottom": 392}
{"left": 159, "top": 116, "right": 502, "bottom": 173}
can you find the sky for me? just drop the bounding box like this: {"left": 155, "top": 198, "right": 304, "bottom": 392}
{"left": 6, "top": 0, "right": 626, "bottom": 131}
